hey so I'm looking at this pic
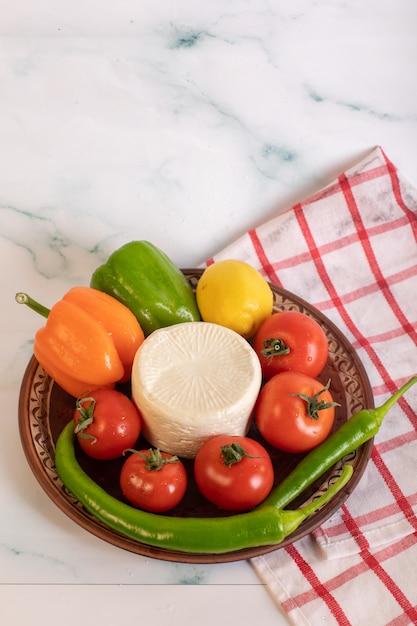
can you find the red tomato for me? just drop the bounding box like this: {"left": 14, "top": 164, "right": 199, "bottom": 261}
{"left": 255, "top": 371, "right": 337, "bottom": 453}
{"left": 74, "top": 389, "right": 141, "bottom": 460}
{"left": 194, "top": 435, "right": 274, "bottom": 512}
{"left": 253, "top": 311, "right": 328, "bottom": 380}
{"left": 120, "top": 449, "right": 188, "bottom": 512}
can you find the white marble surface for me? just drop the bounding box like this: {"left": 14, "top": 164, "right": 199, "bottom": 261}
{"left": 2, "top": 1, "right": 417, "bottom": 624}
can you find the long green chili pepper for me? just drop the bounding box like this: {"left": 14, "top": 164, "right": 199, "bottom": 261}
{"left": 55, "top": 421, "right": 352, "bottom": 554}
{"left": 262, "top": 376, "right": 417, "bottom": 510}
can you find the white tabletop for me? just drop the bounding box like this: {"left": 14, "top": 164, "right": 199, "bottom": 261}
{"left": 2, "top": 2, "right": 417, "bottom": 624}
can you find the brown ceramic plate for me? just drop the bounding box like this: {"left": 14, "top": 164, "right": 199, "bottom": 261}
{"left": 18, "top": 269, "right": 374, "bottom": 563}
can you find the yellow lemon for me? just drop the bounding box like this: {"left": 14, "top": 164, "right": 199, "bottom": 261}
{"left": 196, "top": 259, "right": 273, "bottom": 339}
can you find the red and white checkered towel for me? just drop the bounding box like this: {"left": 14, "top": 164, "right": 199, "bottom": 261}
{"left": 206, "top": 147, "right": 417, "bottom": 625}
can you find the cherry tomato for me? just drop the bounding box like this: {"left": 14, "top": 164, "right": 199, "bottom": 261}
{"left": 194, "top": 435, "right": 274, "bottom": 512}
{"left": 74, "top": 389, "right": 142, "bottom": 460}
{"left": 255, "top": 371, "right": 337, "bottom": 453}
{"left": 253, "top": 310, "right": 328, "bottom": 380}
{"left": 120, "top": 449, "right": 188, "bottom": 512}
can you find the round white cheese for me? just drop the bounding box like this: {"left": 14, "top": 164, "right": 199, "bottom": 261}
{"left": 131, "top": 321, "right": 262, "bottom": 459}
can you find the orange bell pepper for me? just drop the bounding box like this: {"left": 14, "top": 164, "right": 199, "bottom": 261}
{"left": 17, "top": 286, "right": 144, "bottom": 397}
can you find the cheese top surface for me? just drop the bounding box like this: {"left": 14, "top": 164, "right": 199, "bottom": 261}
{"left": 131, "top": 321, "right": 262, "bottom": 458}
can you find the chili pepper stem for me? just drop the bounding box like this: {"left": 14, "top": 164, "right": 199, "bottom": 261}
{"left": 372, "top": 376, "right": 417, "bottom": 428}
{"left": 280, "top": 464, "right": 353, "bottom": 538}
{"left": 15, "top": 292, "right": 50, "bottom": 318}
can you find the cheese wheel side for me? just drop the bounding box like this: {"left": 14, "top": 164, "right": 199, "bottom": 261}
{"left": 131, "top": 322, "right": 262, "bottom": 459}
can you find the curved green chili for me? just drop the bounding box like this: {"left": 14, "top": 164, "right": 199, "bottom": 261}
{"left": 55, "top": 421, "right": 352, "bottom": 554}
{"left": 263, "top": 376, "right": 417, "bottom": 510}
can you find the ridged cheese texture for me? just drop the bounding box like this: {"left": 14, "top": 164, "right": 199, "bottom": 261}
{"left": 131, "top": 321, "right": 262, "bottom": 459}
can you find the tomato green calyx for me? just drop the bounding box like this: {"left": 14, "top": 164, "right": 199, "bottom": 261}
{"left": 220, "top": 442, "right": 263, "bottom": 467}
{"left": 124, "top": 448, "right": 180, "bottom": 471}
{"left": 290, "top": 380, "right": 340, "bottom": 421}
{"left": 74, "top": 396, "right": 97, "bottom": 442}
{"left": 260, "top": 337, "right": 290, "bottom": 362}
{"left": 15, "top": 292, "right": 50, "bottom": 319}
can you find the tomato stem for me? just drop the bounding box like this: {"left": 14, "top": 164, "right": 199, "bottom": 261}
{"left": 74, "top": 396, "right": 97, "bottom": 441}
{"left": 290, "top": 379, "right": 340, "bottom": 420}
{"left": 124, "top": 448, "right": 179, "bottom": 471}
{"left": 221, "top": 442, "right": 263, "bottom": 467}
{"left": 261, "top": 337, "right": 290, "bottom": 362}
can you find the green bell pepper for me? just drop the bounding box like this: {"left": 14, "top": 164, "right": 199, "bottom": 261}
{"left": 90, "top": 240, "right": 201, "bottom": 336}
